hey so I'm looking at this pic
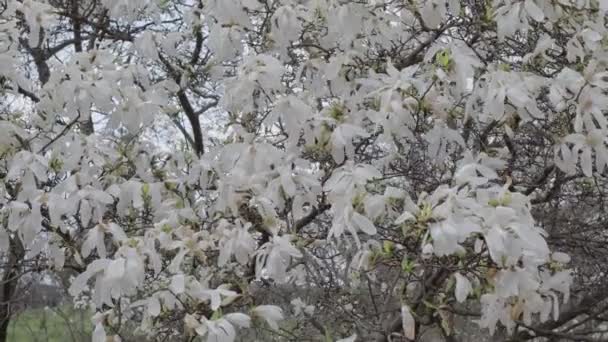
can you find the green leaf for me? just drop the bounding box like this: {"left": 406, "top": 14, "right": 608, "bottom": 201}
{"left": 401, "top": 257, "right": 415, "bottom": 274}
{"left": 211, "top": 308, "right": 223, "bottom": 320}
{"left": 383, "top": 240, "right": 394, "bottom": 255}
{"left": 436, "top": 49, "right": 452, "bottom": 70}
{"left": 141, "top": 183, "right": 150, "bottom": 197}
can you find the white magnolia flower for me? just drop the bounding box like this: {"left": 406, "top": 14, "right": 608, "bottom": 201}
{"left": 82, "top": 222, "right": 127, "bottom": 259}
{"left": 291, "top": 297, "right": 315, "bottom": 316}
{"left": 255, "top": 235, "right": 302, "bottom": 281}
{"left": 252, "top": 305, "right": 284, "bottom": 330}
{"left": 559, "top": 130, "right": 608, "bottom": 177}
{"left": 189, "top": 313, "right": 250, "bottom": 342}
{"left": 217, "top": 220, "right": 256, "bottom": 266}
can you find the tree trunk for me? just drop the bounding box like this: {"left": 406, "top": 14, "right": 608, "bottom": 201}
{"left": 0, "top": 237, "right": 24, "bottom": 342}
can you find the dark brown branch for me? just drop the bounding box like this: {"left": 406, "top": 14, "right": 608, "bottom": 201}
{"left": 38, "top": 112, "right": 81, "bottom": 154}
{"left": 394, "top": 22, "right": 455, "bottom": 70}
{"left": 15, "top": 84, "right": 40, "bottom": 102}
{"left": 70, "top": 0, "right": 83, "bottom": 53}
{"left": 524, "top": 165, "right": 555, "bottom": 196}
{"left": 189, "top": 0, "right": 205, "bottom": 66}
{"left": 177, "top": 90, "right": 204, "bottom": 156}
{"left": 295, "top": 203, "right": 331, "bottom": 232}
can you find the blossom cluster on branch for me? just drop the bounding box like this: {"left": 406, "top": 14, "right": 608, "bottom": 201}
{"left": 1, "top": 0, "right": 607, "bottom": 341}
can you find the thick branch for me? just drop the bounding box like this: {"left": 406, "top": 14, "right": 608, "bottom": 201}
{"left": 295, "top": 203, "right": 331, "bottom": 232}
{"left": 177, "top": 90, "right": 204, "bottom": 156}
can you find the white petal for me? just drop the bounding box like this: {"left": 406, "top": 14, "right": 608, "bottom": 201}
{"left": 105, "top": 258, "right": 125, "bottom": 280}
{"left": 336, "top": 334, "right": 357, "bottom": 342}
{"left": 252, "top": 305, "right": 283, "bottom": 330}
{"left": 401, "top": 304, "right": 416, "bottom": 340}
{"left": 69, "top": 259, "right": 110, "bottom": 296}
{"left": 280, "top": 171, "right": 297, "bottom": 197}
{"left": 524, "top": 0, "right": 544, "bottom": 21}
{"left": 454, "top": 273, "right": 473, "bottom": 303}
{"left": 351, "top": 212, "right": 377, "bottom": 235}
{"left": 225, "top": 313, "right": 251, "bottom": 328}
{"left": 108, "top": 223, "right": 127, "bottom": 242}
{"left": 148, "top": 297, "right": 161, "bottom": 317}
{"left": 92, "top": 323, "right": 106, "bottom": 342}
{"left": 552, "top": 252, "right": 571, "bottom": 264}
{"left": 581, "top": 147, "right": 593, "bottom": 177}
{"left": 395, "top": 211, "right": 415, "bottom": 224}
{"left": 0, "top": 229, "right": 10, "bottom": 255}
{"left": 170, "top": 274, "right": 185, "bottom": 294}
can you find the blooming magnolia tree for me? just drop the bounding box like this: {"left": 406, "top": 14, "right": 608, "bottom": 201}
{"left": 2, "top": 0, "right": 608, "bottom": 341}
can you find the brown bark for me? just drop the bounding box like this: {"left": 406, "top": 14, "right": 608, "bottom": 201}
{"left": 0, "top": 238, "right": 24, "bottom": 342}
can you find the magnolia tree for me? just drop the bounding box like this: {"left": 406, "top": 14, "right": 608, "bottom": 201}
{"left": 2, "top": 0, "right": 608, "bottom": 341}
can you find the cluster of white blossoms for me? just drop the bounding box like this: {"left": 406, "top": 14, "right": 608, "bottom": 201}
{"left": 2, "top": 0, "right": 607, "bottom": 340}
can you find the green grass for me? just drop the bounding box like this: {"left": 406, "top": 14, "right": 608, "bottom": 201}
{"left": 8, "top": 306, "right": 92, "bottom": 342}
